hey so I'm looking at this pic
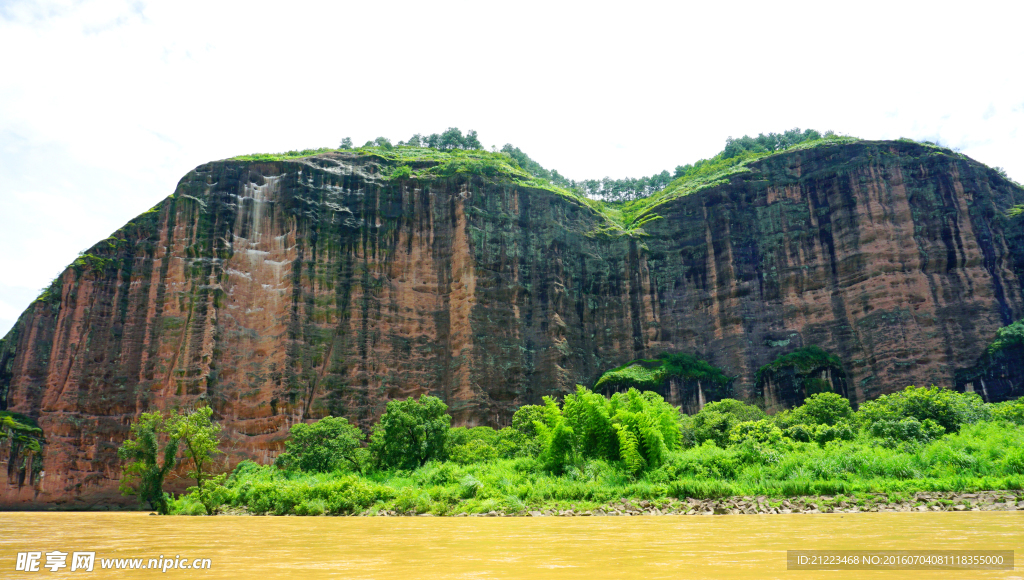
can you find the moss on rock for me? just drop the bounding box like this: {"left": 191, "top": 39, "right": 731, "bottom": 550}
{"left": 594, "top": 353, "right": 733, "bottom": 414}
{"left": 755, "top": 346, "right": 848, "bottom": 412}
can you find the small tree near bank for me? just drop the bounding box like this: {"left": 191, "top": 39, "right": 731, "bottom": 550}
{"left": 118, "top": 411, "right": 180, "bottom": 515}
{"left": 171, "top": 406, "right": 224, "bottom": 515}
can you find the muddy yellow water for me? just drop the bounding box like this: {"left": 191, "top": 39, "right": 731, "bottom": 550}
{"left": 1, "top": 512, "right": 1021, "bottom": 579}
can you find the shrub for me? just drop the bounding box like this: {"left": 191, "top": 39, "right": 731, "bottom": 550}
{"left": 390, "top": 165, "right": 412, "bottom": 180}
{"left": 274, "top": 416, "right": 365, "bottom": 474}
{"left": 812, "top": 421, "right": 855, "bottom": 446}
{"left": 729, "top": 420, "right": 784, "bottom": 446}
{"left": 784, "top": 424, "right": 812, "bottom": 443}
{"left": 857, "top": 385, "right": 988, "bottom": 433}
{"left": 986, "top": 319, "right": 1024, "bottom": 355}
{"left": 691, "top": 410, "right": 734, "bottom": 448}
{"left": 370, "top": 395, "right": 450, "bottom": 470}
{"left": 1002, "top": 449, "right": 1024, "bottom": 474}
{"left": 869, "top": 417, "right": 945, "bottom": 447}
{"left": 511, "top": 405, "right": 546, "bottom": 438}
{"left": 494, "top": 427, "right": 538, "bottom": 458}
{"left": 789, "top": 392, "right": 853, "bottom": 426}
{"left": 449, "top": 439, "right": 497, "bottom": 465}
{"left": 700, "top": 399, "right": 767, "bottom": 423}
{"left": 990, "top": 399, "right": 1024, "bottom": 425}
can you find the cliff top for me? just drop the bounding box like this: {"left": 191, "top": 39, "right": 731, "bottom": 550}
{"left": 225, "top": 135, "right": 1020, "bottom": 239}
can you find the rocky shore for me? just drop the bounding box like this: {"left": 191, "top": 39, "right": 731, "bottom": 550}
{"left": 364, "top": 490, "right": 1024, "bottom": 517}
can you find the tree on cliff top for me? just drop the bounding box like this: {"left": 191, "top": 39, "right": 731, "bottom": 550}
{"left": 118, "top": 411, "right": 180, "bottom": 515}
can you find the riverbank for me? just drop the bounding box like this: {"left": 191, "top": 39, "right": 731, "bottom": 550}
{"left": 153, "top": 387, "right": 1024, "bottom": 517}
{"left": 211, "top": 489, "right": 1024, "bottom": 517}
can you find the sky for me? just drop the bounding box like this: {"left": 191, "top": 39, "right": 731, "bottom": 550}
{"left": 1, "top": 0, "right": 1023, "bottom": 338}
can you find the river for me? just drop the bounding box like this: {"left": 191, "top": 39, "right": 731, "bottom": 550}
{"left": 1, "top": 512, "right": 1021, "bottom": 579}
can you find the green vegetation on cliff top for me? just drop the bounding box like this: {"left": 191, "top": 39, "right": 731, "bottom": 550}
{"left": 229, "top": 129, "right": 868, "bottom": 237}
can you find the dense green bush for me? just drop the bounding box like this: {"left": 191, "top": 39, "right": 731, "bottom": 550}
{"left": 991, "top": 399, "right": 1024, "bottom": 425}
{"left": 369, "top": 395, "right": 451, "bottom": 470}
{"left": 784, "top": 392, "right": 854, "bottom": 426}
{"left": 857, "top": 385, "right": 988, "bottom": 433}
{"left": 511, "top": 405, "right": 546, "bottom": 437}
{"left": 687, "top": 399, "right": 767, "bottom": 447}
{"left": 274, "top": 416, "right": 364, "bottom": 473}
{"left": 533, "top": 386, "right": 682, "bottom": 476}
{"left": 987, "top": 319, "right": 1024, "bottom": 355}
{"left": 869, "top": 418, "right": 945, "bottom": 447}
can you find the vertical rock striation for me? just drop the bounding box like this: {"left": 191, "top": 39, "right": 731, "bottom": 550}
{"left": 1, "top": 140, "right": 1022, "bottom": 507}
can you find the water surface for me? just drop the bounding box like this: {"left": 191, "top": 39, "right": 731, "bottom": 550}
{"left": 1, "top": 512, "right": 1021, "bottom": 579}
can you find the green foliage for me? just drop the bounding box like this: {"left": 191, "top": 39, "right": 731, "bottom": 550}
{"left": 0, "top": 411, "right": 41, "bottom": 435}
{"left": 729, "top": 420, "right": 784, "bottom": 446}
{"left": 0, "top": 411, "right": 45, "bottom": 481}
{"left": 179, "top": 474, "right": 229, "bottom": 516}
{"left": 721, "top": 128, "right": 824, "bottom": 159}
{"left": 536, "top": 414, "right": 575, "bottom": 475}
{"left": 530, "top": 386, "right": 681, "bottom": 476}
{"left": 204, "top": 384, "right": 1024, "bottom": 515}
{"left": 869, "top": 418, "right": 945, "bottom": 447}
{"left": 449, "top": 439, "right": 497, "bottom": 465}
{"left": 689, "top": 410, "right": 734, "bottom": 448}
{"left": 701, "top": 399, "right": 767, "bottom": 423}
{"left": 369, "top": 395, "right": 451, "bottom": 470}
{"left": 446, "top": 426, "right": 502, "bottom": 464}
{"left": 71, "top": 253, "right": 115, "bottom": 274}
{"left": 687, "top": 399, "right": 768, "bottom": 448}
{"left": 275, "top": 416, "right": 365, "bottom": 474}
{"left": 755, "top": 346, "right": 844, "bottom": 386}
{"left": 990, "top": 398, "right": 1024, "bottom": 425}
{"left": 493, "top": 427, "right": 538, "bottom": 459}
{"left": 782, "top": 392, "right": 854, "bottom": 427}
{"left": 857, "top": 385, "right": 988, "bottom": 433}
{"left": 811, "top": 422, "right": 855, "bottom": 446}
{"left": 615, "top": 425, "right": 646, "bottom": 475}
{"left": 563, "top": 386, "right": 618, "bottom": 459}
{"left": 231, "top": 147, "right": 335, "bottom": 162}
{"left": 986, "top": 319, "right": 1024, "bottom": 355}
{"left": 511, "top": 405, "right": 546, "bottom": 437}
{"left": 170, "top": 406, "right": 223, "bottom": 515}
{"left": 389, "top": 164, "right": 412, "bottom": 180}
{"left": 118, "top": 411, "right": 180, "bottom": 515}
{"left": 594, "top": 353, "right": 732, "bottom": 394}
{"left": 405, "top": 127, "right": 484, "bottom": 151}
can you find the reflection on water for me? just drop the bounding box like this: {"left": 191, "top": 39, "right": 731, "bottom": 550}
{"left": 1, "top": 512, "right": 1021, "bottom": 579}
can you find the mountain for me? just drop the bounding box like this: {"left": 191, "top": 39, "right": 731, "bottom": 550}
{"left": 2, "top": 138, "right": 1022, "bottom": 507}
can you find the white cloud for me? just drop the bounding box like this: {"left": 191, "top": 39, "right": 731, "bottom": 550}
{"left": 2, "top": 0, "right": 1023, "bottom": 337}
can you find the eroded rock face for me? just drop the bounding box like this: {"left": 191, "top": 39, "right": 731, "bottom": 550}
{"left": 2, "top": 141, "right": 1022, "bottom": 507}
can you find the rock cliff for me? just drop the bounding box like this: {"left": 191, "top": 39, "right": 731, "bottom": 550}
{"left": 2, "top": 139, "right": 1023, "bottom": 507}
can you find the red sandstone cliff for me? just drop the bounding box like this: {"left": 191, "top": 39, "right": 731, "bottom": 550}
{"left": 1, "top": 140, "right": 1022, "bottom": 507}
